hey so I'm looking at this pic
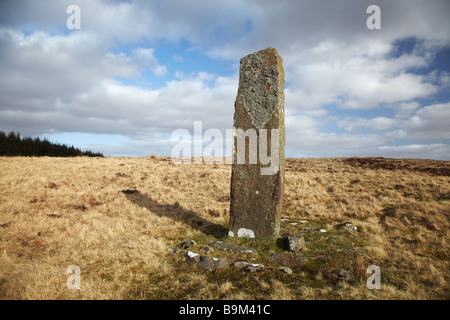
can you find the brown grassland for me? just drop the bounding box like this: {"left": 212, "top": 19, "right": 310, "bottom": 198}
{"left": 0, "top": 156, "right": 449, "bottom": 300}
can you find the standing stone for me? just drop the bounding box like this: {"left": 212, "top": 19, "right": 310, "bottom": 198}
{"left": 229, "top": 47, "right": 285, "bottom": 241}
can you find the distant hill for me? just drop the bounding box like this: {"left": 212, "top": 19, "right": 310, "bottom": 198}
{"left": 0, "top": 131, "right": 104, "bottom": 157}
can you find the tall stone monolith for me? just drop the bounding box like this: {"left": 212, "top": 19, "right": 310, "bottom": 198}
{"left": 229, "top": 47, "right": 285, "bottom": 241}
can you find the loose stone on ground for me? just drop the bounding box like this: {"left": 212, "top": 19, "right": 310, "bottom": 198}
{"left": 234, "top": 261, "right": 264, "bottom": 273}
{"left": 184, "top": 251, "right": 200, "bottom": 264}
{"left": 198, "top": 255, "right": 227, "bottom": 272}
{"left": 277, "top": 266, "right": 293, "bottom": 274}
{"left": 335, "top": 269, "right": 351, "bottom": 281}
{"left": 284, "top": 234, "right": 305, "bottom": 252}
{"left": 184, "top": 251, "right": 227, "bottom": 272}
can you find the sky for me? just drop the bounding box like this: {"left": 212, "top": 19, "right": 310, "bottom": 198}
{"left": 0, "top": 0, "right": 449, "bottom": 159}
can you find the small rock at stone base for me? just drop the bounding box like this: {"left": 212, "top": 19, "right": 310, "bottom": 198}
{"left": 284, "top": 234, "right": 305, "bottom": 252}
{"left": 233, "top": 261, "right": 264, "bottom": 272}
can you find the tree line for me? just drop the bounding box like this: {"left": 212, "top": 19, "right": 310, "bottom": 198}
{"left": 0, "top": 131, "right": 104, "bottom": 157}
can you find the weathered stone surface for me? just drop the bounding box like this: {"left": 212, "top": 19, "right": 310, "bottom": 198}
{"left": 268, "top": 253, "right": 307, "bottom": 267}
{"left": 229, "top": 47, "right": 285, "bottom": 241}
{"left": 213, "top": 241, "right": 258, "bottom": 255}
{"left": 284, "top": 234, "right": 305, "bottom": 252}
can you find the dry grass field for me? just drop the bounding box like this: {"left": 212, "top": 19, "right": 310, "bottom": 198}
{"left": 0, "top": 156, "right": 449, "bottom": 300}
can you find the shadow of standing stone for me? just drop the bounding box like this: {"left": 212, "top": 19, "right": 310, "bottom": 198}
{"left": 122, "top": 190, "right": 227, "bottom": 237}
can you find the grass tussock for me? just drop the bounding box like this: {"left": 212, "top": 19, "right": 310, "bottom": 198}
{"left": 0, "top": 156, "right": 449, "bottom": 300}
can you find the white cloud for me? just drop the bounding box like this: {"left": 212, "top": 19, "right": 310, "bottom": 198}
{"left": 0, "top": 28, "right": 170, "bottom": 134}
{"left": 174, "top": 71, "right": 185, "bottom": 79}
{"left": 285, "top": 114, "right": 387, "bottom": 155}
{"left": 336, "top": 102, "right": 450, "bottom": 141}
{"left": 284, "top": 39, "right": 439, "bottom": 113}
{"left": 131, "top": 48, "right": 168, "bottom": 77}
{"left": 405, "top": 103, "right": 450, "bottom": 139}
{"left": 395, "top": 101, "right": 421, "bottom": 118}
{"left": 335, "top": 102, "right": 450, "bottom": 142}
{"left": 338, "top": 117, "right": 399, "bottom": 132}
